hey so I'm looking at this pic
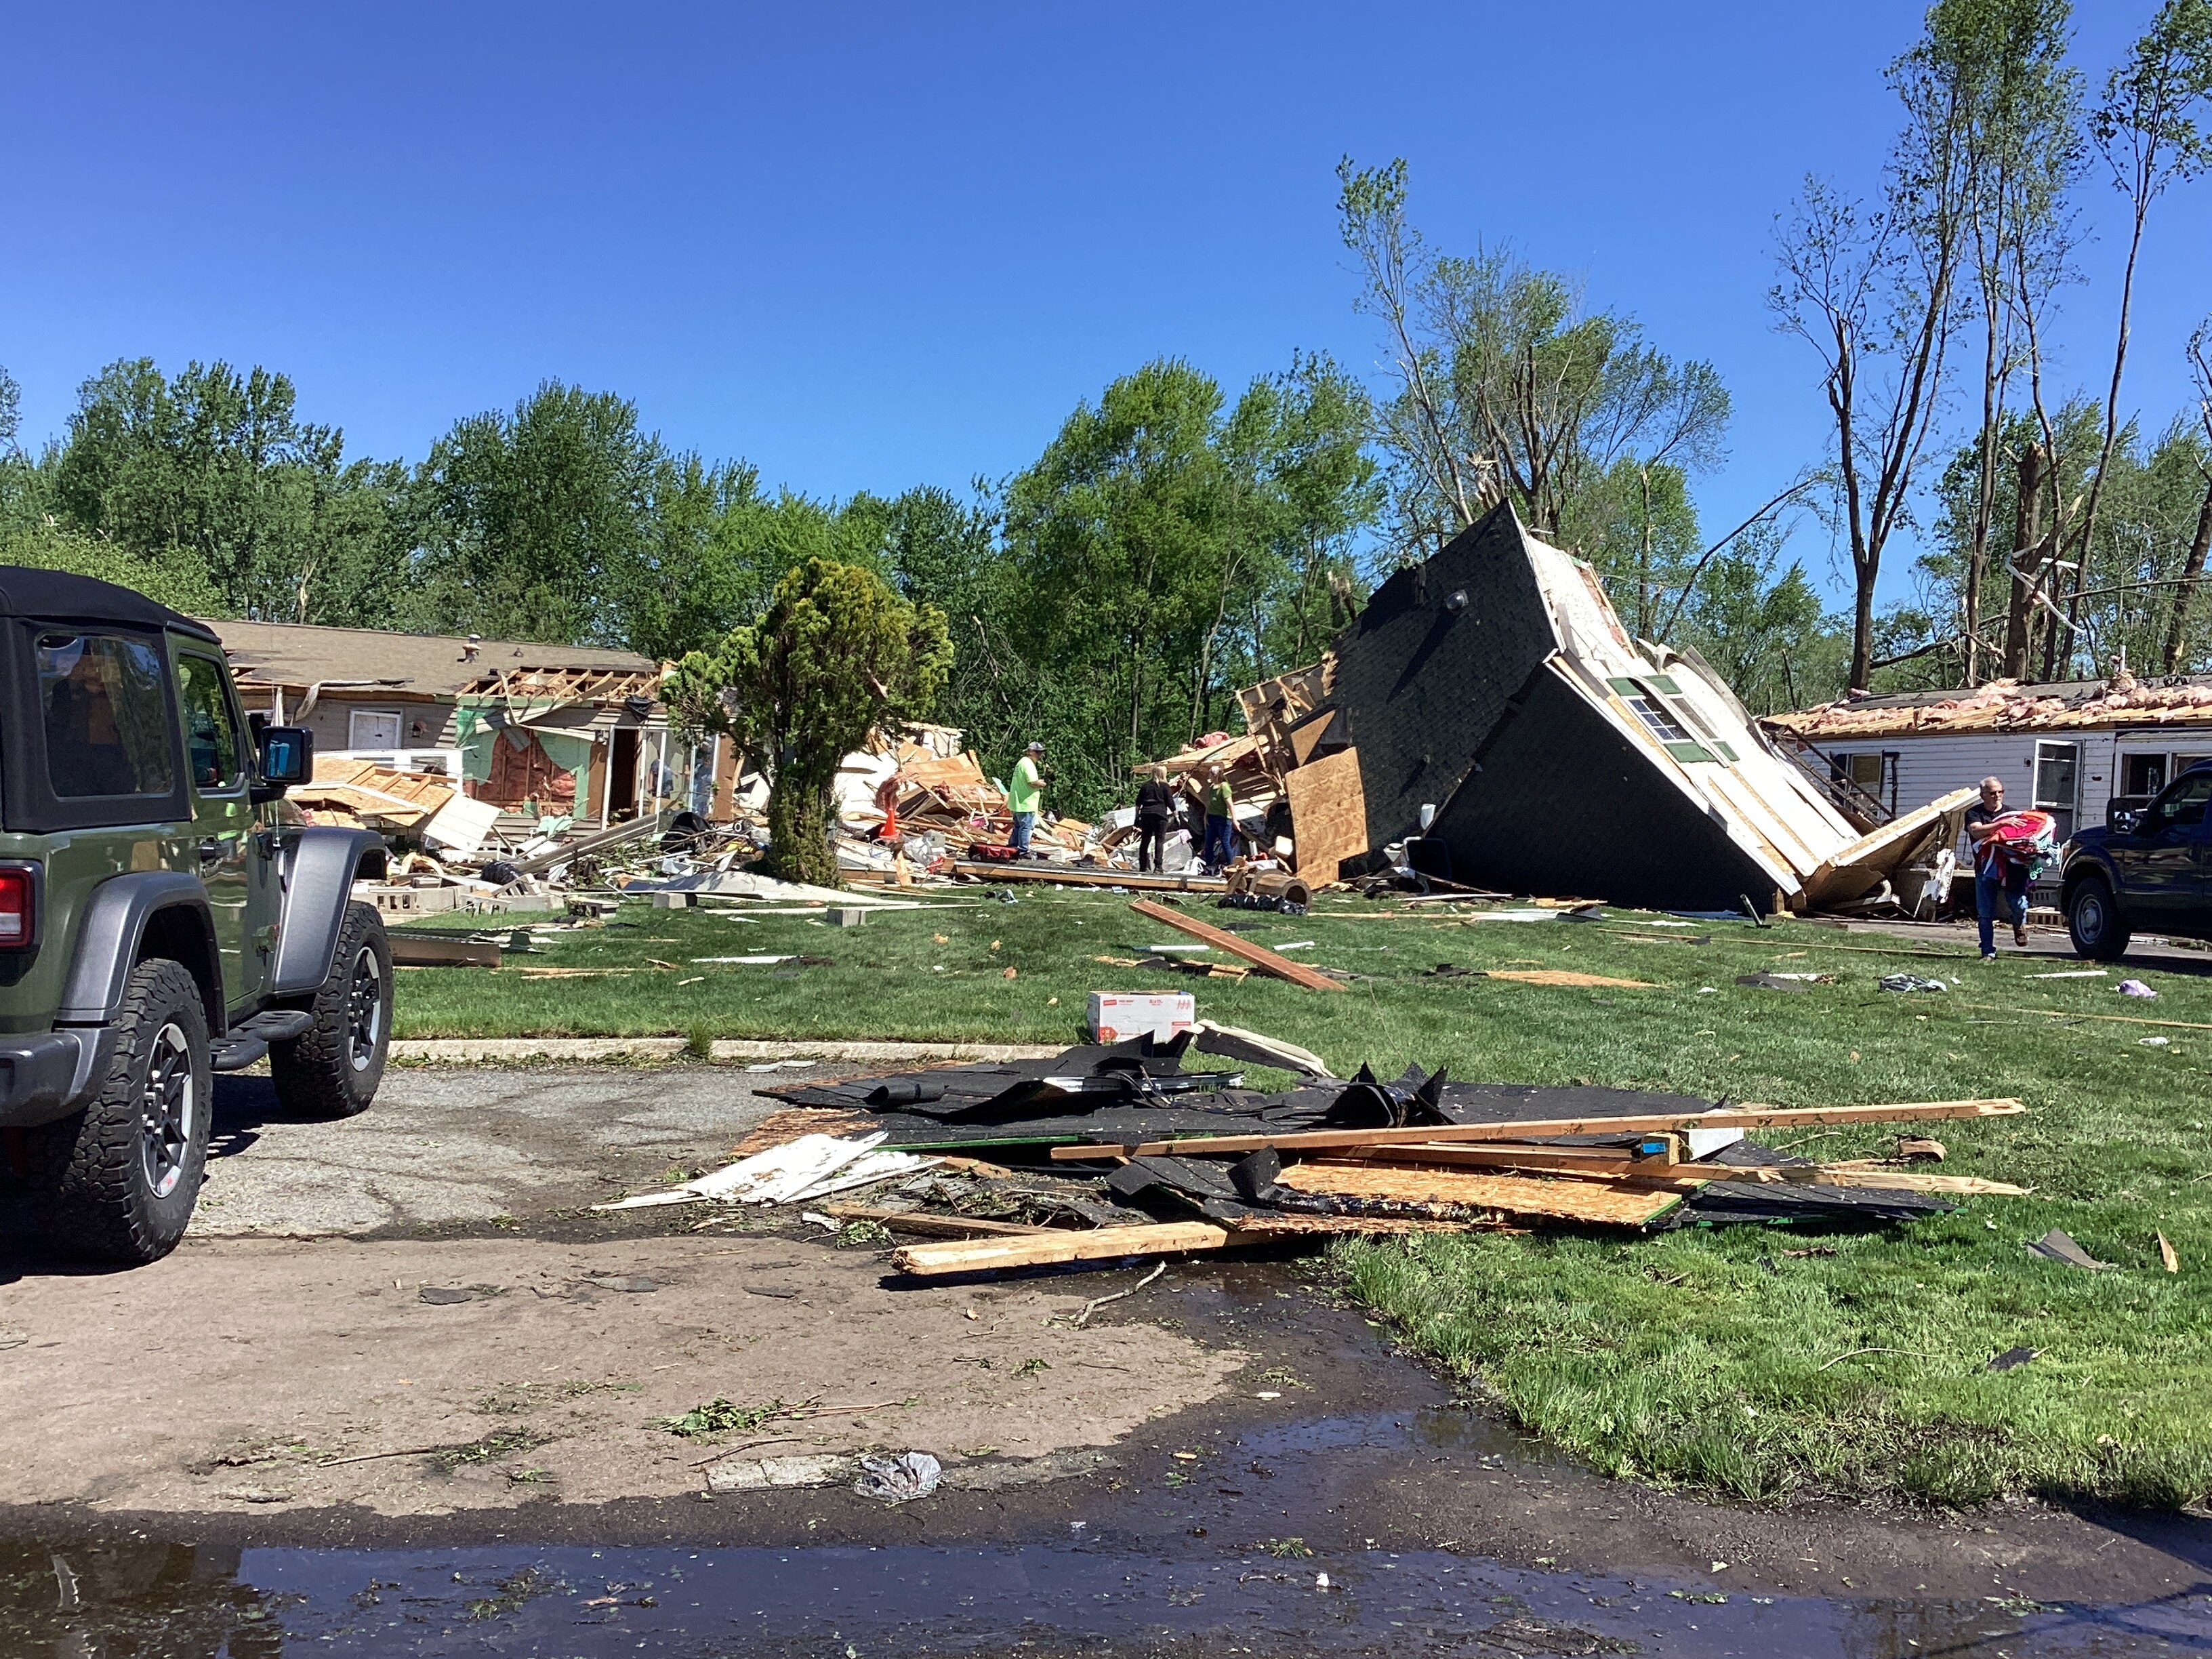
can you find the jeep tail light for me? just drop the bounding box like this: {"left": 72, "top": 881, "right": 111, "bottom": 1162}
{"left": 0, "top": 867, "right": 32, "bottom": 949}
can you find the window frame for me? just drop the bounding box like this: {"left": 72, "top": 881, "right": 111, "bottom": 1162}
{"left": 2031, "top": 739, "right": 2081, "bottom": 840}
{"left": 348, "top": 708, "right": 405, "bottom": 750}
{"left": 0, "top": 619, "right": 191, "bottom": 834}
{"left": 175, "top": 651, "right": 249, "bottom": 798}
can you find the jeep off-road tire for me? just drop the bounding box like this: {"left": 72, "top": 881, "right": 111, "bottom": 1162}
{"left": 270, "top": 901, "right": 391, "bottom": 1118}
{"left": 30, "top": 958, "right": 212, "bottom": 1265}
{"left": 2066, "top": 876, "right": 2131, "bottom": 962}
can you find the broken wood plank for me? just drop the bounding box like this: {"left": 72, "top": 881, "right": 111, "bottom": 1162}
{"left": 1127, "top": 899, "right": 1345, "bottom": 992}
{"left": 890, "top": 1221, "right": 1231, "bottom": 1276}
{"left": 820, "top": 1204, "right": 1053, "bottom": 1239}
{"left": 953, "top": 863, "right": 1227, "bottom": 893}
{"left": 1222, "top": 1214, "right": 1500, "bottom": 1237}
{"left": 1273, "top": 1162, "right": 1685, "bottom": 1227}
{"left": 1284, "top": 747, "right": 1368, "bottom": 882}
{"left": 1968, "top": 1003, "right": 2212, "bottom": 1033}
{"left": 1048, "top": 1098, "right": 2026, "bottom": 1161}
{"left": 1340, "top": 1143, "right": 1677, "bottom": 1176}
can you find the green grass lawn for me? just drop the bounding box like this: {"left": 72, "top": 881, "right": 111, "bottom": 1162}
{"left": 389, "top": 889, "right": 2212, "bottom": 1509}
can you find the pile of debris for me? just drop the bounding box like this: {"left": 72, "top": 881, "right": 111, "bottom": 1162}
{"left": 617, "top": 1033, "right": 2026, "bottom": 1277}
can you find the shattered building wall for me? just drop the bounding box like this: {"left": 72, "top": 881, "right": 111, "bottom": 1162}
{"left": 1284, "top": 506, "right": 1943, "bottom": 912}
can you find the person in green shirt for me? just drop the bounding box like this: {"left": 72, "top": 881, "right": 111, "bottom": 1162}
{"left": 1008, "top": 741, "right": 1046, "bottom": 857}
{"left": 1202, "top": 764, "right": 1237, "bottom": 872}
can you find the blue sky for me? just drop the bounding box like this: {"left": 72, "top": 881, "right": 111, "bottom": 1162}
{"left": 6, "top": 2, "right": 2206, "bottom": 611}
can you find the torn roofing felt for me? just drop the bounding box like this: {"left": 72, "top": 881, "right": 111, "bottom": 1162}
{"left": 1306, "top": 504, "right": 1942, "bottom": 912}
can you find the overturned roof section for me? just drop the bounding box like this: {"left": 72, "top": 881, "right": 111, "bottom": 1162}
{"left": 1766, "top": 673, "right": 2212, "bottom": 740}
{"left": 203, "top": 618, "right": 660, "bottom": 701}
{"left": 1311, "top": 506, "right": 1923, "bottom": 912}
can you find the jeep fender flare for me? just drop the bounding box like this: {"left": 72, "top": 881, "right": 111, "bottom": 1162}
{"left": 57, "top": 872, "right": 223, "bottom": 1027}
{"left": 272, "top": 827, "right": 389, "bottom": 997}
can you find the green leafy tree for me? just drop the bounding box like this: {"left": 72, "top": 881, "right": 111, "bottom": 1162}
{"left": 407, "top": 380, "right": 663, "bottom": 644}
{"left": 665, "top": 559, "right": 950, "bottom": 887}
{"left": 46, "top": 357, "right": 401, "bottom": 623}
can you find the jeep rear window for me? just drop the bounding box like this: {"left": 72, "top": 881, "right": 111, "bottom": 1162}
{"left": 36, "top": 632, "right": 176, "bottom": 798}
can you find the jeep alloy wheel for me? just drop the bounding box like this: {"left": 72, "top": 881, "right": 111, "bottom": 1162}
{"left": 138, "top": 1020, "right": 197, "bottom": 1199}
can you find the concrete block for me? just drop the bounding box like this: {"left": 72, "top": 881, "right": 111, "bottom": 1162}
{"left": 828, "top": 907, "right": 869, "bottom": 928}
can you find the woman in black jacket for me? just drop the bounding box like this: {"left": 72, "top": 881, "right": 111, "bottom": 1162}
{"left": 1134, "top": 764, "right": 1177, "bottom": 874}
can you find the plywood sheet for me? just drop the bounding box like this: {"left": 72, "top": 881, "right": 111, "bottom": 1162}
{"left": 1275, "top": 1162, "right": 1682, "bottom": 1227}
{"left": 1285, "top": 746, "right": 1368, "bottom": 882}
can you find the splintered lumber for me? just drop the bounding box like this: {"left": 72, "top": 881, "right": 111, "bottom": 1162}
{"left": 1048, "top": 1098, "right": 2026, "bottom": 1161}
{"left": 1223, "top": 1215, "right": 1497, "bottom": 1237}
{"left": 1128, "top": 899, "right": 1345, "bottom": 991}
{"left": 1343, "top": 1143, "right": 1677, "bottom": 1176}
{"left": 1746, "top": 1168, "right": 2029, "bottom": 1195}
{"left": 821, "top": 1204, "right": 1053, "bottom": 1239}
{"left": 1275, "top": 1162, "right": 1685, "bottom": 1228}
{"left": 891, "top": 1222, "right": 1231, "bottom": 1276}
{"left": 954, "top": 863, "right": 1227, "bottom": 893}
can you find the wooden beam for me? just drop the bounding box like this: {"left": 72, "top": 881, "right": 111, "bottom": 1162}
{"left": 1047, "top": 1098, "right": 2026, "bottom": 1161}
{"left": 954, "top": 863, "right": 1227, "bottom": 893}
{"left": 821, "top": 1204, "right": 1053, "bottom": 1239}
{"left": 1127, "top": 899, "right": 1345, "bottom": 991}
{"left": 1272, "top": 1162, "right": 1685, "bottom": 1227}
{"left": 1336, "top": 1143, "right": 1677, "bottom": 1176}
{"left": 890, "top": 1222, "right": 1231, "bottom": 1276}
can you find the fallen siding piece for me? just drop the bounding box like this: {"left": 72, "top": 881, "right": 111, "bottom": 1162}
{"left": 1126, "top": 900, "right": 1346, "bottom": 992}
{"left": 1048, "top": 1098, "right": 2025, "bottom": 1161}
{"left": 594, "top": 1132, "right": 932, "bottom": 1211}
{"left": 1275, "top": 1162, "right": 1684, "bottom": 1227}
{"left": 891, "top": 1222, "right": 1231, "bottom": 1276}
{"left": 1483, "top": 969, "right": 1656, "bottom": 989}
{"left": 388, "top": 935, "right": 501, "bottom": 968}
{"left": 821, "top": 1204, "right": 1053, "bottom": 1239}
{"left": 1190, "top": 1020, "right": 1333, "bottom": 1078}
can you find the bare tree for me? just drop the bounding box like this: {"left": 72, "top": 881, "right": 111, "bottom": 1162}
{"left": 1774, "top": 146, "right": 1970, "bottom": 693}
{"left": 1339, "top": 157, "right": 1729, "bottom": 567}
{"left": 2159, "top": 321, "right": 2212, "bottom": 670}
{"left": 2047, "top": 0, "right": 2212, "bottom": 674}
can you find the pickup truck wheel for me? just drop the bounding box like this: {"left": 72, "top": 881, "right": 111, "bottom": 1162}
{"left": 270, "top": 902, "right": 391, "bottom": 1119}
{"left": 29, "top": 958, "right": 211, "bottom": 1265}
{"left": 2067, "top": 876, "right": 2131, "bottom": 961}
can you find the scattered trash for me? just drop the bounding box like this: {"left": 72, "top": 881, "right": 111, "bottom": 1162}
{"left": 1879, "top": 973, "right": 1948, "bottom": 994}
{"left": 1735, "top": 972, "right": 1810, "bottom": 992}
{"left": 2141, "top": 1036, "right": 2171, "bottom": 1047}
{"left": 2158, "top": 1232, "right": 2180, "bottom": 1273}
{"left": 1896, "top": 1136, "right": 1946, "bottom": 1162}
{"left": 1987, "top": 1346, "right": 2039, "bottom": 1372}
{"left": 2118, "top": 979, "right": 2159, "bottom": 999}
{"left": 2026, "top": 1229, "right": 2112, "bottom": 1271}
{"left": 593, "top": 1133, "right": 935, "bottom": 1212}
{"left": 853, "top": 1451, "right": 943, "bottom": 1504}
{"left": 799, "top": 1211, "right": 840, "bottom": 1231}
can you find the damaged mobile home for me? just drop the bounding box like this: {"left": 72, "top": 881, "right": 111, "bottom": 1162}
{"left": 1218, "top": 506, "right": 1967, "bottom": 914}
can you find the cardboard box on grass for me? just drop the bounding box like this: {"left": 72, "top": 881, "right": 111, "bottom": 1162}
{"left": 1088, "top": 991, "right": 1195, "bottom": 1044}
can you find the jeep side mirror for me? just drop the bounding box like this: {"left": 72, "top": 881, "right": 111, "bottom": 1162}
{"left": 254, "top": 725, "right": 314, "bottom": 800}
{"left": 2108, "top": 804, "right": 2139, "bottom": 834}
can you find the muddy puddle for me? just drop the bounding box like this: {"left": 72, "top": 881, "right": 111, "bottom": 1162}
{"left": 8, "top": 1405, "right": 2208, "bottom": 1658}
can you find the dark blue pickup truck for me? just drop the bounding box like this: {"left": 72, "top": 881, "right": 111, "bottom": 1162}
{"left": 2060, "top": 761, "right": 2212, "bottom": 958}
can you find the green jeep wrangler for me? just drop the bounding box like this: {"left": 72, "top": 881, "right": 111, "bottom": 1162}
{"left": 1, "top": 567, "right": 393, "bottom": 1263}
